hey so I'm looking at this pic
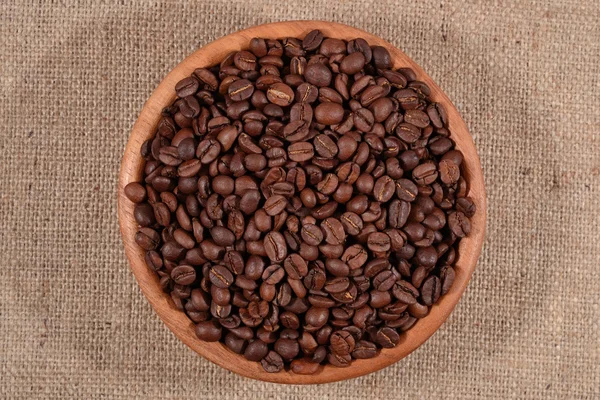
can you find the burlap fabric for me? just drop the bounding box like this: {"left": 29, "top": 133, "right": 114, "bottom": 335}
{"left": 1, "top": 1, "right": 598, "bottom": 398}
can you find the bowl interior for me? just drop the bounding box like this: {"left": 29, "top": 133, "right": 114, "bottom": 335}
{"left": 118, "top": 20, "right": 486, "bottom": 384}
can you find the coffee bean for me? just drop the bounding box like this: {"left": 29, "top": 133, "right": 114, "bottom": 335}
{"left": 301, "top": 223, "right": 324, "bottom": 246}
{"left": 302, "top": 30, "right": 324, "bottom": 51}
{"left": 314, "top": 103, "right": 344, "bottom": 125}
{"left": 327, "top": 352, "right": 351, "bottom": 367}
{"left": 330, "top": 331, "right": 355, "bottom": 354}
{"left": 448, "top": 211, "right": 471, "bottom": 237}
{"left": 195, "top": 320, "right": 222, "bottom": 342}
{"left": 412, "top": 162, "right": 438, "bottom": 186}
{"left": 304, "top": 63, "right": 332, "bottom": 87}
{"left": 341, "top": 244, "right": 368, "bottom": 270}
{"left": 264, "top": 195, "right": 288, "bottom": 216}
{"left": 373, "top": 175, "right": 395, "bottom": 202}
{"left": 288, "top": 142, "right": 314, "bottom": 162}
{"left": 438, "top": 159, "right": 460, "bottom": 185}
{"left": 267, "top": 83, "right": 294, "bottom": 106}
{"left": 404, "top": 109, "right": 430, "bottom": 128}
{"left": 367, "top": 232, "right": 391, "bottom": 253}
{"left": 263, "top": 231, "right": 287, "bottom": 263}
{"left": 261, "top": 350, "right": 284, "bottom": 373}
{"left": 325, "top": 259, "right": 350, "bottom": 277}
{"left": 134, "top": 203, "right": 155, "bottom": 227}
{"left": 124, "top": 182, "right": 147, "bottom": 203}
{"left": 284, "top": 253, "right": 309, "bottom": 279}
{"left": 244, "top": 339, "right": 269, "bottom": 362}
{"left": 439, "top": 265, "right": 455, "bottom": 295}
{"left": 375, "top": 327, "right": 399, "bottom": 348}
{"left": 209, "top": 265, "right": 234, "bottom": 288}
{"left": 392, "top": 280, "right": 419, "bottom": 304}
{"left": 421, "top": 275, "right": 441, "bottom": 305}
{"left": 321, "top": 218, "right": 346, "bottom": 245}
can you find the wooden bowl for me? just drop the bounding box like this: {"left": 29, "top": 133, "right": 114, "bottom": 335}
{"left": 118, "top": 20, "right": 486, "bottom": 384}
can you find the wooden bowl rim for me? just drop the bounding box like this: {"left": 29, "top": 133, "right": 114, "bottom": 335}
{"left": 118, "top": 20, "right": 487, "bottom": 384}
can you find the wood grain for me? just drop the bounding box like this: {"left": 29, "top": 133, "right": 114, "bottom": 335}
{"left": 117, "top": 20, "right": 487, "bottom": 384}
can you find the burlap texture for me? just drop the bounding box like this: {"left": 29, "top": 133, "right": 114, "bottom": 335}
{"left": 1, "top": 0, "right": 599, "bottom": 398}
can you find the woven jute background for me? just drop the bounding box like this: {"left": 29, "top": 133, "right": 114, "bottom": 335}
{"left": 1, "top": 0, "right": 598, "bottom": 398}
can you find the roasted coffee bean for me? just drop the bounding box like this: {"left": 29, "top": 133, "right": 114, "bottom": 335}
{"left": 267, "top": 83, "right": 294, "bottom": 106}
{"left": 375, "top": 327, "right": 399, "bottom": 348}
{"left": 264, "top": 195, "right": 288, "bottom": 216}
{"left": 438, "top": 159, "right": 460, "bottom": 185}
{"left": 301, "top": 223, "right": 324, "bottom": 246}
{"left": 373, "top": 175, "right": 395, "bottom": 202}
{"left": 264, "top": 231, "right": 287, "bottom": 263}
{"left": 195, "top": 320, "right": 222, "bottom": 342}
{"left": 304, "top": 62, "right": 332, "bottom": 87}
{"left": 288, "top": 142, "right": 315, "bottom": 162}
{"left": 352, "top": 340, "right": 378, "bottom": 359}
{"left": 314, "top": 102, "right": 344, "bottom": 125}
{"left": 209, "top": 265, "right": 234, "bottom": 288}
{"left": 261, "top": 351, "right": 284, "bottom": 373}
{"left": 448, "top": 211, "right": 471, "bottom": 237}
{"left": 392, "top": 280, "right": 419, "bottom": 304}
{"left": 124, "top": 182, "right": 147, "bottom": 203}
{"left": 321, "top": 218, "right": 346, "bottom": 245}
{"left": 284, "top": 253, "right": 309, "bottom": 279}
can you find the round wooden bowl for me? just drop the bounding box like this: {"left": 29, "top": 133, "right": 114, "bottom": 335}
{"left": 118, "top": 20, "right": 486, "bottom": 384}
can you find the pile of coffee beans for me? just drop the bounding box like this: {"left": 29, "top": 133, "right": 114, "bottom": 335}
{"left": 124, "top": 30, "right": 476, "bottom": 373}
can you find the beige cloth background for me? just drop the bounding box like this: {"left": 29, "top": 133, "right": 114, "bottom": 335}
{"left": 1, "top": 0, "right": 599, "bottom": 398}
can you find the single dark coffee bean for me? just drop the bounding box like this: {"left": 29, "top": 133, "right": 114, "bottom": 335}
{"left": 264, "top": 195, "right": 288, "bottom": 216}
{"left": 340, "top": 52, "right": 366, "bottom": 75}
{"left": 395, "top": 179, "right": 418, "bottom": 202}
{"left": 404, "top": 109, "right": 430, "bottom": 128}
{"left": 439, "top": 265, "right": 456, "bottom": 295}
{"left": 244, "top": 339, "right": 269, "bottom": 362}
{"left": 124, "top": 182, "right": 147, "bottom": 203}
{"left": 314, "top": 102, "right": 344, "bottom": 125}
{"left": 392, "top": 280, "right": 419, "bottom": 304}
{"left": 195, "top": 320, "right": 222, "bottom": 342}
{"left": 263, "top": 231, "right": 287, "bottom": 263}
{"left": 327, "top": 351, "right": 351, "bottom": 367}
{"left": 284, "top": 253, "right": 309, "bottom": 279}
{"left": 135, "top": 227, "right": 160, "bottom": 250}
{"left": 325, "top": 259, "right": 350, "bottom": 277}
{"left": 341, "top": 244, "right": 368, "bottom": 270}
{"left": 321, "top": 217, "right": 346, "bottom": 245}
{"left": 288, "top": 141, "right": 315, "bottom": 162}
{"left": 291, "top": 358, "right": 321, "bottom": 374}
{"left": 134, "top": 203, "right": 155, "bottom": 227}
{"left": 329, "top": 330, "right": 355, "bottom": 355}
{"left": 421, "top": 275, "right": 441, "bottom": 305}
{"left": 448, "top": 211, "right": 471, "bottom": 237}
{"left": 373, "top": 175, "right": 395, "bottom": 202}
{"left": 261, "top": 350, "right": 284, "bottom": 373}
{"left": 438, "top": 159, "right": 460, "bottom": 185}
{"left": 367, "top": 232, "right": 391, "bottom": 253}
{"left": 340, "top": 212, "right": 363, "bottom": 236}
{"left": 304, "top": 63, "right": 332, "bottom": 87}
{"left": 375, "top": 327, "right": 400, "bottom": 348}
{"left": 412, "top": 162, "right": 438, "bottom": 186}
{"left": 267, "top": 83, "right": 294, "bottom": 106}
{"left": 301, "top": 223, "right": 324, "bottom": 246}
{"left": 209, "top": 265, "right": 234, "bottom": 288}
{"left": 302, "top": 29, "right": 324, "bottom": 51}
{"left": 352, "top": 340, "right": 378, "bottom": 359}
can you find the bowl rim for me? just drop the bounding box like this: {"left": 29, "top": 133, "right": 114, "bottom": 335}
{"left": 118, "top": 20, "right": 487, "bottom": 384}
